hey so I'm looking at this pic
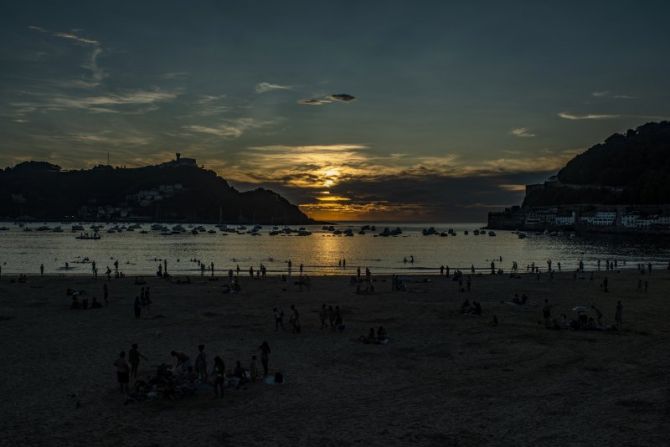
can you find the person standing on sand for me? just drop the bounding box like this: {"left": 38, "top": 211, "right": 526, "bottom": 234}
{"left": 144, "top": 287, "right": 151, "bottom": 314}
{"left": 114, "top": 352, "right": 130, "bottom": 394}
{"left": 258, "top": 341, "right": 271, "bottom": 376}
{"left": 250, "top": 356, "right": 259, "bottom": 382}
{"left": 615, "top": 301, "right": 623, "bottom": 329}
{"left": 103, "top": 283, "right": 109, "bottom": 306}
{"left": 289, "top": 305, "right": 300, "bottom": 333}
{"left": 334, "top": 306, "right": 344, "bottom": 331}
{"left": 195, "top": 344, "right": 208, "bottom": 381}
{"left": 212, "top": 356, "right": 225, "bottom": 398}
{"left": 542, "top": 299, "right": 552, "bottom": 328}
{"left": 128, "top": 344, "right": 147, "bottom": 379}
{"left": 328, "top": 305, "right": 335, "bottom": 328}
{"left": 273, "top": 307, "right": 285, "bottom": 331}
{"left": 134, "top": 296, "right": 141, "bottom": 319}
{"left": 319, "top": 304, "right": 328, "bottom": 329}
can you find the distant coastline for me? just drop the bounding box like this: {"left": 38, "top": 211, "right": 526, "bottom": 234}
{"left": 0, "top": 154, "right": 313, "bottom": 225}
{"left": 488, "top": 122, "right": 670, "bottom": 234}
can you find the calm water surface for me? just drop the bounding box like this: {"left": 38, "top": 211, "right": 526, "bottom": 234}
{"left": 0, "top": 222, "right": 668, "bottom": 275}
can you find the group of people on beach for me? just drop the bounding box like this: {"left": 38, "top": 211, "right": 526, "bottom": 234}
{"left": 114, "top": 341, "right": 276, "bottom": 400}
{"left": 542, "top": 298, "right": 624, "bottom": 331}
{"left": 318, "top": 304, "right": 345, "bottom": 332}
{"left": 133, "top": 286, "right": 152, "bottom": 319}
{"left": 358, "top": 326, "right": 389, "bottom": 344}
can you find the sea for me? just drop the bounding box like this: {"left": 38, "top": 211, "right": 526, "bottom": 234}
{"left": 0, "top": 222, "right": 668, "bottom": 276}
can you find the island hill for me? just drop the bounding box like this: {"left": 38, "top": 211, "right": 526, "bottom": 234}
{"left": 488, "top": 121, "right": 670, "bottom": 233}
{"left": 0, "top": 153, "right": 313, "bottom": 224}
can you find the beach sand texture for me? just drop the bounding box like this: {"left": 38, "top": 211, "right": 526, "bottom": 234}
{"left": 0, "top": 270, "right": 668, "bottom": 446}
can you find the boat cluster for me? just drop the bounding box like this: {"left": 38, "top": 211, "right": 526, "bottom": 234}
{"left": 421, "top": 227, "right": 495, "bottom": 237}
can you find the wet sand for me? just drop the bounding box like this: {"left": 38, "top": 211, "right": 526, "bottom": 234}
{"left": 0, "top": 270, "right": 668, "bottom": 446}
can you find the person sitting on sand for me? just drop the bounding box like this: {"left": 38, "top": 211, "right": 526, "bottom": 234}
{"left": 71, "top": 296, "right": 81, "bottom": 309}
{"left": 212, "top": 356, "right": 225, "bottom": 398}
{"left": 490, "top": 315, "right": 499, "bottom": 327}
{"left": 471, "top": 301, "right": 482, "bottom": 316}
{"left": 233, "top": 361, "right": 247, "bottom": 388}
{"left": 91, "top": 297, "right": 102, "bottom": 309}
{"left": 591, "top": 305, "right": 603, "bottom": 326}
{"left": 359, "top": 328, "right": 376, "bottom": 344}
{"left": 171, "top": 351, "right": 191, "bottom": 373}
{"left": 377, "top": 326, "right": 388, "bottom": 343}
{"left": 114, "top": 351, "right": 130, "bottom": 394}
{"left": 460, "top": 299, "right": 471, "bottom": 314}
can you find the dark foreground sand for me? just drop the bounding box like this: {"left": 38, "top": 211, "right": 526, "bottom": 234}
{"left": 0, "top": 270, "right": 669, "bottom": 446}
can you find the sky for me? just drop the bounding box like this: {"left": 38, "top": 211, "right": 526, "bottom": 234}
{"left": 1, "top": 1, "right": 670, "bottom": 222}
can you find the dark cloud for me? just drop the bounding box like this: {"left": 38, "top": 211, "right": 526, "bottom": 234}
{"left": 231, "top": 170, "right": 553, "bottom": 222}
{"left": 298, "top": 93, "right": 356, "bottom": 106}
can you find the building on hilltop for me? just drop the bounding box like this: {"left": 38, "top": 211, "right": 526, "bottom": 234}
{"left": 160, "top": 152, "right": 197, "bottom": 168}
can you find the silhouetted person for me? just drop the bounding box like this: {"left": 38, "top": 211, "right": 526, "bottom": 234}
{"left": 258, "top": 341, "right": 271, "bottom": 376}
{"left": 114, "top": 351, "right": 130, "bottom": 394}
{"left": 212, "top": 356, "right": 225, "bottom": 398}
{"left": 128, "top": 343, "right": 147, "bottom": 379}
{"left": 615, "top": 301, "right": 623, "bottom": 328}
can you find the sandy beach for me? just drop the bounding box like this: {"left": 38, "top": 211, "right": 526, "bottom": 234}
{"left": 0, "top": 269, "right": 668, "bottom": 446}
